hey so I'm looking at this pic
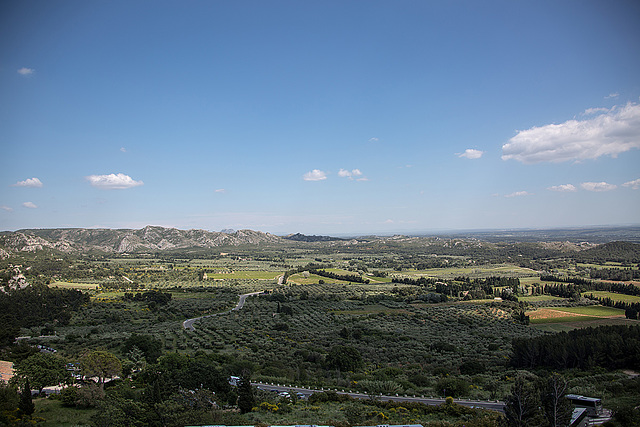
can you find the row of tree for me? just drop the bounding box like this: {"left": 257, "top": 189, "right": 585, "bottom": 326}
{"left": 0, "top": 284, "right": 90, "bottom": 346}
{"left": 511, "top": 325, "right": 640, "bottom": 370}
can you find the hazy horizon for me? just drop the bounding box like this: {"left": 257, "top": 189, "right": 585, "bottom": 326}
{"left": 2, "top": 1, "right": 639, "bottom": 235}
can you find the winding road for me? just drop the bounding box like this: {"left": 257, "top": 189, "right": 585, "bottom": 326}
{"left": 182, "top": 291, "right": 264, "bottom": 331}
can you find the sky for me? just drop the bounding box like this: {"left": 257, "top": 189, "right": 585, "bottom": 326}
{"left": 1, "top": 0, "right": 639, "bottom": 236}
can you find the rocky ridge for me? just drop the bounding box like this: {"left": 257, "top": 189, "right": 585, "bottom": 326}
{"left": 0, "top": 226, "right": 283, "bottom": 255}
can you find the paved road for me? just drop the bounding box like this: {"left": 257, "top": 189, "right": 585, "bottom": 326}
{"left": 252, "top": 382, "right": 505, "bottom": 413}
{"left": 182, "top": 291, "right": 263, "bottom": 331}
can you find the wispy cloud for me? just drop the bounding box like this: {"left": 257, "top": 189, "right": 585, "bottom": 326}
{"left": 17, "top": 67, "right": 35, "bottom": 76}
{"left": 120, "top": 147, "right": 127, "bottom": 153}
{"left": 86, "top": 173, "right": 144, "bottom": 189}
{"left": 457, "top": 149, "right": 484, "bottom": 159}
{"left": 583, "top": 107, "right": 611, "bottom": 116}
{"left": 605, "top": 92, "right": 619, "bottom": 99}
{"left": 368, "top": 137, "right": 379, "bottom": 142}
{"left": 338, "top": 168, "right": 363, "bottom": 178}
{"left": 505, "top": 191, "right": 532, "bottom": 198}
{"left": 13, "top": 177, "right": 43, "bottom": 188}
{"left": 580, "top": 182, "right": 617, "bottom": 192}
{"left": 548, "top": 184, "right": 577, "bottom": 192}
{"left": 1, "top": 206, "right": 13, "bottom": 212}
{"left": 622, "top": 178, "right": 640, "bottom": 190}
{"left": 215, "top": 189, "right": 226, "bottom": 193}
{"left": 302, "top": 169, "right": 327, "bottom": 181}
{"left": 22, "top": 202, "right": 38, "bottom": 209}
{"left": 502, "top": 103, "right": 640, "bottom": 163}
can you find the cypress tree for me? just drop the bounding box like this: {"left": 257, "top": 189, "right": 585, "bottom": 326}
{"left": 237, "top": 370, "right": 254, "bottom": 414}
{"left": 19, "top": 378, "right": 35, "bottom": 417}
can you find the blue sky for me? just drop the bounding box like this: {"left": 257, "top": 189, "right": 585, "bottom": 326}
{"left": 1, "top": 0, "right": 639, "bottom": 235}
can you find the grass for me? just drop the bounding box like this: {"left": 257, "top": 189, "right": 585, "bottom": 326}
{"left": 49, "top": 281, "right": 99, "bottom": 290}
{"left": 581, "top": 291, "right": 640, "bottom": 303}
{"left": 34, "top": 398, "right": 96, "bottom": 426}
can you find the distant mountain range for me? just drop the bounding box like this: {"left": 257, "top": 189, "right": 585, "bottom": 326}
{"left": 1, "top": 225, "right": 638, "bottom": 258}
{"left": 0, "top": 226, "right": 284, "bottom": 255}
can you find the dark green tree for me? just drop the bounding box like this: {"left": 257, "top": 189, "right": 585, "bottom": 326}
{"left": 0, "top": 382, "right": 19, "bottom": 425}
{"left": 503, "top": 377, "right": 544, "bottom": 427}
{"left": 122, "top": 334, "right": 162, "bottom": 364}
{"left": 237, "top": 370, "right": 254, "bottom": 414}
{"left": 15, "top": 352, "right": 69, "bottom": 394}
{"left": 325, "top": 345, "right": 364, "bottom": 372}
{"left": 541, "top": 373, "right": 572, "bottom": 427}
{"left": 81, "top": 350, "right": 122, "bottom": 388}
{"left": 18, "top": 378, "right": 35, "bottom": 417}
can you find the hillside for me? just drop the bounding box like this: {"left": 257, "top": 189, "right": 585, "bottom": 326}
{"left": 0, "top": 226, "right": 283, "bottom": 255}
{"left": 576, "top": 241, "right": 640, "bottom": 264}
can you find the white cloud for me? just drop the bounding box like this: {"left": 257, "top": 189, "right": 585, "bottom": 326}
{"left": 548, "top": 184, "right": 577, "bottom": 192}
{"left": 22, "top": 202, "right": 37, "bottom": 209}
{"left": 1, "top": 206, "right": 13, "bottom": 212}
{"left": 13, "top": 177, "right": 43, "bottom": 188}
{"left": 17, "top": 67, "right": 34, "bottom": 75}
{"left": 215, "top": 189, "right": 226, "bottom": 193}
{"left": 605, "top": 92, "right": 619, "bottom": 99}
{"left": 120, "top": 147, "right": 127, "bottom": 153}
{"left": 622, "top": 178, "right": 640, "bottom": 190}
{"left": 502, "top": 103, "right": 640, "bottom": 163}
{"left": 338, "top": 168, "right": 367, "bottom": 181}
{"left": 302, "top": 169, "right": 327, "bottom": 181}
{"left": 505, "top": 191, "right": 531, "bottom": 198}
{"left": 369, "top": 137, "right": 379, "bottom": 142}
{"left": 457, "top": 149, "right": 484, "bottom": 159}
{"left": 580, "top": 182, "right": 617, "bottom": 192}
{"left": 86, "top": 173, "right": 144, "bottom": 189}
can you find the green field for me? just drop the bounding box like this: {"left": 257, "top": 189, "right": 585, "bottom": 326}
{"left": 527, "top": 305, "right": 626, "bottom": 325}
{"left": 288, "top": 273, "right": 349, "bottom": 284}
{"left": 518, "top": 295, "right": 563, "bottom": 302}
{"left": 34, "top": 398, "right": 97, "bottom": 426}
{"left": 581, "top": 291, "right": 640, "bottom": 303}
{"left": 49, "top": 281, "right": 99, "bottom": 290}
{"left": 577, "top": 262, "right": 637, "bottom": 270}
{"left": 530, "top": 316, "right": 600, "bottom": 324}
{"left": 533, "top": 317, "right": 638, "bottom": 332}
{"left": 400, "top": 264, "right": 538, "bottom": 279}
{"left": 519, "top": 277, "right": 542, "bottom": 286}
{"left": 206, "top": 271, "right": 282, "bottom": 280}
{"left": 554, "top": 306, "right": 626, "bottom": 316}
